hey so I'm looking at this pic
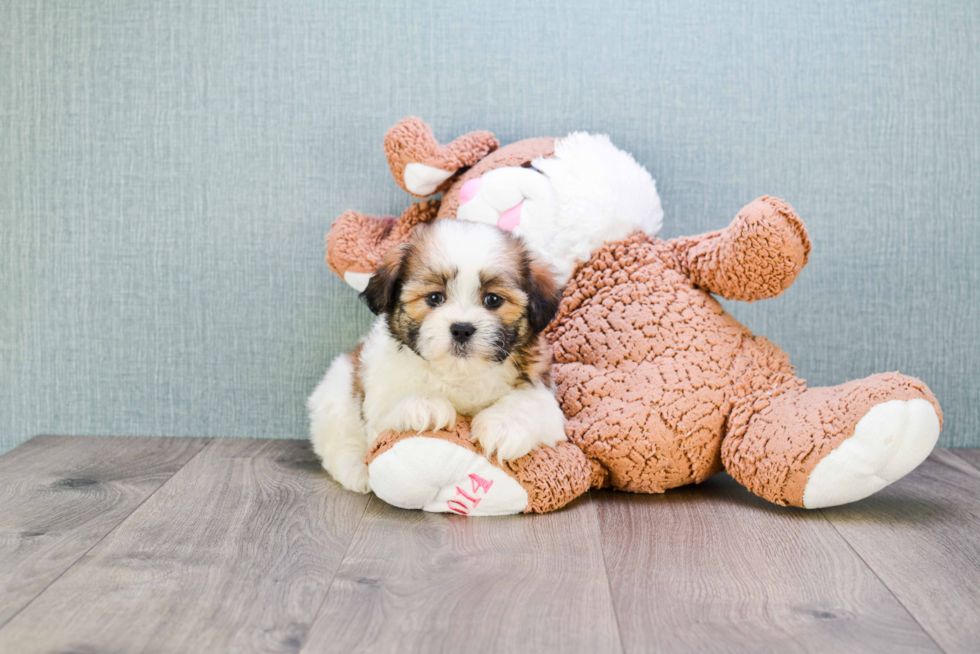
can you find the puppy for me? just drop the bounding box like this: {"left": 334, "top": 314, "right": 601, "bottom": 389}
{"left": 308, "top": 220, "right": 567, "bottom": 493}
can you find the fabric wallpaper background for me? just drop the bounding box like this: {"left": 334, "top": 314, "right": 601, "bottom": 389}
{"left": 1, "top": 0, "right": 977, "bottom": 454}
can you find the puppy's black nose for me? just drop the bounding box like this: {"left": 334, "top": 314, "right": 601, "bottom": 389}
{"left": 450, "top": 322, "right": 476, "bottom": 344}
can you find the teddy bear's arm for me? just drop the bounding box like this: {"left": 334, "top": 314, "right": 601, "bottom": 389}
{"left": 326, "top": 199, "right": 440, "bottom": 290}
{"left": 385, "top": 117, "right": 499, "bottom": 197}
{"left": 662, "top": 196, "right": 811, "bottom": 302}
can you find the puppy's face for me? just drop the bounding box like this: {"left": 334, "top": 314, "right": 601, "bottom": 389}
{"left": 361, "top": 221, "right": 561, "bottom": 373}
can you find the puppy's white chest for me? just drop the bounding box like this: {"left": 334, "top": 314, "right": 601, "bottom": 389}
{"left": 360, "top": 326, "right": 513, "bottom": 425}
{"left": 443, "top": 373, "right": 513, "bottom": 416}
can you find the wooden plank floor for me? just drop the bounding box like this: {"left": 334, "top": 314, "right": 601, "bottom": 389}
{"left": 0, "top": 438, "right": 978, "bottom": 653}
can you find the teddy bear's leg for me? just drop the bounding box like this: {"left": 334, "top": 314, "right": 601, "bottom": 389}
{"left": 326, "top": 200, "right": 440, "bottom": 290}
{"left": 722, "top": 373, "right": 942, "bottom": 508}
{"left": 365, "top": 419, "right": 596, "bottom": 515}
{"left": 384, "top": 117, "right": 499, "bottom": 197}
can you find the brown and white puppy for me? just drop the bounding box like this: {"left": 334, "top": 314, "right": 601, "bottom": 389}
{"left": 308, "top": 220, "right": 566, "bottom": 493}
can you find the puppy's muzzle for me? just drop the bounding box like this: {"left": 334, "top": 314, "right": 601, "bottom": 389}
{"left": 450, "top": 322, "right": 476, "bottom": 344}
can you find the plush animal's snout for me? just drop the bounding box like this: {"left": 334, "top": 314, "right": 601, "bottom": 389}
{"left": 458, "top": 175, "right": 522, "bottom": 231}
{"left": 497, "top": 202, "right": 523, "bottom": 231}
{"left": 456, "top": 166, "right": 556, "bottom": 234}
{"left": 450, "top": 322, "right": 476, "bottom": 344}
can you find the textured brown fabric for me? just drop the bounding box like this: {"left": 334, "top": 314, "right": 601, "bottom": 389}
{"left": 384, "top": 117, "right": 499, "bottom": 196}
{"left": 662, "top": 196, "right": 812, "bottom": 302}
{"left": 326, "top": 200, "right": 440, "bottom": 277}
{"left": 365, "top": 418, "right": 596, "bottom": 513}
{"left": 543, "top": 199, "right": 814, "bottom": 495}
{"left": 333, "top": 119, "right": 943, "bottom": 513}
{"left": 722, "top": 372, "right": 943, "bottom": 506}
{"left": 500, "top": 441, "right": 597, "bottom": 514}
{"left": 365, "top": 422, "right": 481, "bottom": 465}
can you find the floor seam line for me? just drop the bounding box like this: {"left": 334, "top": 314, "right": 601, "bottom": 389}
{"left": 295, "top": 493, "right": 373, "bottom": 654}
{"left": 589, "top": 491, "right": 628, "bottom": 654}
{"left": 0, "top": 437, "right": 214, "bottom": 633}
{"left": 817, "top": 508, "right": 947, "bottom": 654}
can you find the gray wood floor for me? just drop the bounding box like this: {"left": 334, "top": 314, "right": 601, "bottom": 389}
{"left": 0, "top": 437, "right": 977, "bottom": 654}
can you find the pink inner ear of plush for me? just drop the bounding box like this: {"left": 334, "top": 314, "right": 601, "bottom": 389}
{"left": 459, "top": 177, "right": 482, "bottom": 205}
{"left": 498, "top": 202, "right": 523, "bottom": 231}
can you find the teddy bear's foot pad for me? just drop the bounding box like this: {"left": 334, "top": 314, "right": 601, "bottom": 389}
{"left": 802, "top": 398, "right": 940, "bottom": 509}
{"left": 368, "top": 436, "right": 528, "bottom": 516}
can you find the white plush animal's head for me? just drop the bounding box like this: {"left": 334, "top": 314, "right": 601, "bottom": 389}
{"left": 455, "top": 133, "right": 664, "bottom": 284}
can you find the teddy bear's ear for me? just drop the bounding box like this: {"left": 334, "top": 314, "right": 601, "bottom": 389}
{"left": 523, "top": 256, "right": 563, "bottom": 333}
{"left": 385, "top": 117, "right": 499, "bottom": 197}
{"left": 326, "top": 200, "right": 442, "bottom": 291}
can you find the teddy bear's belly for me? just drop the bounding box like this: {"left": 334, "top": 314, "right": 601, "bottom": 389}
{"left": 550, "top": 259, "right": 764, "bottom": 493}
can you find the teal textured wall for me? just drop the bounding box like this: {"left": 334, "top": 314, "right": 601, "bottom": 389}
{"left": 2, "top": 0, "right": 978, "bottom": 454}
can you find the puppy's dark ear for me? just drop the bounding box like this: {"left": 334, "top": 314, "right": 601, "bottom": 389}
{"left": 359, "top": 246, "right": 405, "bottom": 315}
{"left": 524, "top": 257, "right": 563, "bottom": 333}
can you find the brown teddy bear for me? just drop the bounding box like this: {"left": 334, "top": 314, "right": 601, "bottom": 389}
{"left": 324, "top": 117, "right": 942, "bottom": 515}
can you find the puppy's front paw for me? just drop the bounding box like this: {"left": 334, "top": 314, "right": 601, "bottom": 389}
{"left": 469, "top": 408, "right": 531, "bottom": 461}
{"left": 388, "top": 394, "right": 457, "bottom": 433}
{"left": 471, "top": 391, "right": 567, "bottom": 461}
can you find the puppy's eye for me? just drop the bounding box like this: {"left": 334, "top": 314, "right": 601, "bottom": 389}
{"left": 483, "top": 293, "right": 503, "bottom": 309}
{"left": 425, "top": 292, "right": 445, "bottom": 307}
